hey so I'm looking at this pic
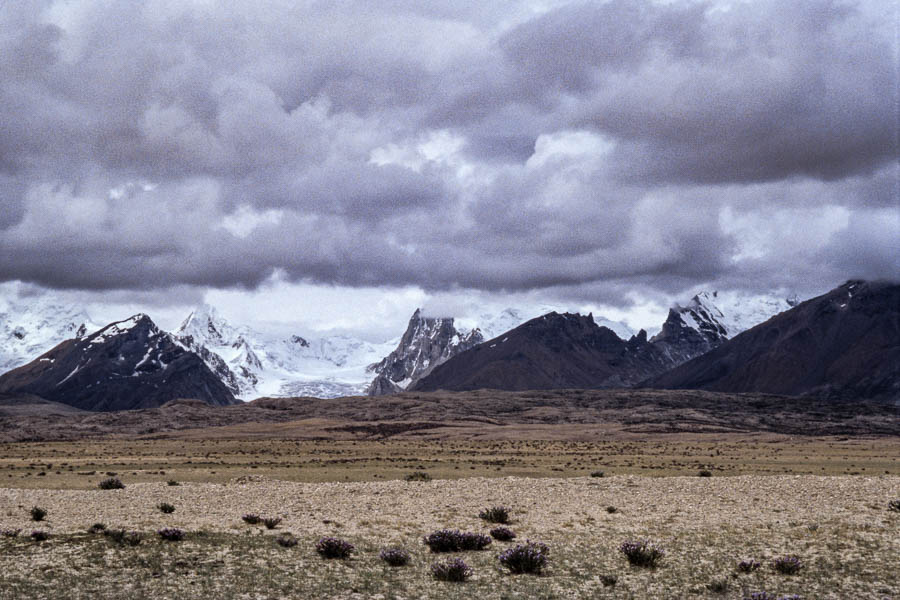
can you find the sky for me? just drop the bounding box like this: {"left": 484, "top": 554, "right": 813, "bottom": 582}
{"left": 0, "top": 0, "right": 897, "bottom": 340}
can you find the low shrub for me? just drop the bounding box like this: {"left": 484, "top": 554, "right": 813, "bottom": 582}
{"left": 379, "top": 547, "right": 411, "bottom": 566}
{"left": 498, "top": 541, "right": 550, "bottom": 574}
{"left": 98, "top": 477, "right": 125, "bottom": 490}
{"left": 748, "top": 594, "right": 801, "bottom": 600}
{"left": 30, "top": 530, "right": 49, "bottom": 542}
{"left": 888, "top": 499, "right": 900, "bottom": 512}
{"left": 431, "top": 558, "right": 472, "bottom": 582}
{"left": 706, "top": 577, "right": 729, "bottom": 593}
{"left": 316, "top": 537, "right": 354, "bottom": 559}
{"left": 698, "top": 470, "right": 713, "bottom": 477}
{"left": 737, "top": 559, "right": 761, "bottom": 573}
{"left": 590, "top": 470, "right": 604, "bottom": 478}
{"left": 30, "top": 507, "right": 47, "bottom": 522}
{"left": 262, "top": 516, "right": 282, "bottom": 530}
{"left": 606, "top": 506, "right": 618, "bottom": 514}
{"left": 490, "top": 527, "right": 516, "bottom": 541}
{"left": 105, "top": 528, "right": 142, "bottom": 546}
{"left": 157, "top": 528, "right": 185, "bottom": 542}
{"left": 275, "top": 534, "right": 298, "bottom": 548}
{"left": 772, "top": 555, "right": 803, "bottom": 575}
{"left": 619, "top": 539, "right": 664, "bottom": 568}
{"left": 167, "top": 480, "right": 180, "bottom": 486}
{"left": 405, "top": 471, "right": 432, "bottom": 482}
{"left": 478, "top": 506, "right": 510, "bottom": 524}
{"left": 423, "top": 529, "right": 492, "bottom": 552}
{"left": 241, "top": 513, "right": 261, "bottom": 525}
{"left": 87, "top": 523, "right": 107, "bottom": 534}
{"left": 1, "top": 528, "right": 21, "bottom": 538}
{"left": 157, "top": 503, "right": 175, "bottom": 514}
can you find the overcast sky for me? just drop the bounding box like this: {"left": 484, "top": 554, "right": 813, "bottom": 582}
{"left": 1, "top": 0, "right": 897, "bottom": 338}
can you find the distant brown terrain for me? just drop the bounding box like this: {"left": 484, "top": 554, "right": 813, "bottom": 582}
{"left": 0, "top": 388, "right": 897, "bottom": 443}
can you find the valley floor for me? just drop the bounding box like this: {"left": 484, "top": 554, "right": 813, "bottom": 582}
{"left": 0, "top": 470, "right": 898, "bottom": 598}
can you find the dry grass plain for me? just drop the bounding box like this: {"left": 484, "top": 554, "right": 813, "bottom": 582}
{"left": 0, "top": 434, "right": 898, "bottom": 599}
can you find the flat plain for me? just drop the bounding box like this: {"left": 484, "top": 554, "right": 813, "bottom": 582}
{"left": 0, "top": 390, "right": 897, "bottom": 599}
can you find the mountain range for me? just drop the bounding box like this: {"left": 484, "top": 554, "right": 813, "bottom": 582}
{"left": 0, "top": 283, "right": 844, "bottom": 410}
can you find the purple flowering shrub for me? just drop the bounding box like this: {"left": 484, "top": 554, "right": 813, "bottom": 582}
{"left": 379, "top": 547, "right": 411, "bottom": 566}
{"left": 157, "top": 527, "right": 184, "bottom": 541}
{"left": 490, "top": 527, "right": 516, "bottom": 541}
{"left": 423, "top": 529, "right": 491, "bottom": 552}
{"left": 738, "top": 559, "right": 761, "bottom": 573}
{"left": 316, "top": 537, "right": 354, "bottom": 559}
{"left": 619, "top": 539, "right": 664, "bottom": 568}
{"left": 772, "top": 555, "right": 803, "bottom": 575}
{"left": 1, "top": 528, "right": 21, "bottom": 537}
{"left": 241, "top": 513, "right": 261, "bottom": 524}
{"left": 262, "top": 516, "right": 282, "bottom": 529}
{"left": 498, "top": 541, "right": 550, "bottom": 574}
{"left": 431, "top": 558, "right": 472, "bottom": 582}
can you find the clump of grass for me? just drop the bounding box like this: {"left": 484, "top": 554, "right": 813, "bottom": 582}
{"left": 431, "top": 558, "right": 472, "bottom": 582}
{"left": 405, "top": 471, "right": 432, "bottom": 482}
{"left": 698, "top": 470, "right": 713, "bottom": 477}
{"left": 423, "top": 529, "right": 491, "bottom": 552}
{"left": 737, "top": 558, "right": 761, "bottom": 573}
{"left": 2, "top": 528, "right": 21, "bottom": 538}
{"left": 30, "top": 530, "right": 49, "bottom": 542}
{"left": 30, "top": 507, "right": 47, "bottom": 522}
{"left": 166, "top": 480, "right": 180, "bottom": 486}
{"left": 772, "top": 555, "right": 803, "bottom": 575}
{"left": 105, "top": 529, "right": 142, "bottom": 546}
{"left": 619, "top": 539, "right": 664, "bottom": 568}
{"left": 599, "top": 574, "right": 617, "bottom": 587}
{"left": 489, "top": 527, "right": 516, "bottom": 541}
{"left": 706, "top": 577, "right": 729, "bottom": 593}
{"left": 379, "top": 547, "right": 411, "bottom": 566}
{"left": 157, "top": 528, "right": 184, "bottom": 542}
{"left": 315, "top": 537, "right": 354, "bottom": 559}
{"left": 275, "top": 533, "right": 297, "bottom": 548}
{"left": 262, "top": 516, "right": 282, "bottom": 529}
{"left": 590, "top": 470, "right": 604, "bottom": 478}
{"left": 157, "top": 503, "right": 175, "bottom": 514}
{"left": 241, "top": 513, "right": 261, "bottom": 525}
{"left": 98, "top": 477, "right": 125, "bottom": 490}
{"left": 888, "top": 499, "right": 900, "bottom": 512}
{"left": 478, "top": 506, "right": 510, "bottom": 524}
{"left": 498, "top": 541, "right": 550, "bottom": 574}
{"left": 87, "top": 523, "right": 107, "bottom": 534}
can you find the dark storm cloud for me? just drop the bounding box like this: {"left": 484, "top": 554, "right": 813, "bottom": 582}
{"left": 0, "top": 0, "right": 895, "bottom": 303}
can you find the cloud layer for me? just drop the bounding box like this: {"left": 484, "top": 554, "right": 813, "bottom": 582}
{"left": 1, "top": 0, "right": 896, "bottom": 303}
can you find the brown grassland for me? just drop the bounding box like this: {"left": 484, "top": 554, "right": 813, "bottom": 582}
{"left": 0, "top": 390, "right": 897, "bottom": 599}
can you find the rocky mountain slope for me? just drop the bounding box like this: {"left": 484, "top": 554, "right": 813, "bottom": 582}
{"left": 648, "top": 281, "right": 899, "bottom": 401}
{"left": 365, "top": 309, "right": 484, "bottom": 395}
{"left": 0, "top": 314, "right": 237, "bottom": 411}
{"left": 412, "top": 312, "right": 672, "bottom": 392}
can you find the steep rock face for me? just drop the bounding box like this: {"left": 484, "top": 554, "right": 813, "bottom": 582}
{"left": 412, "top": 312, "right": 672, "bottom": 392}
{"left": 651, "top": 291, "right": 796, "bottom": 364}
{"left": 649, "top": 281, "right": 900, "bottom": 401}
{"left": 0, "top": 314, "right": 237, "bottom": 411}
{"left": 366, "top": 309, "right": 483, "bottom": 395}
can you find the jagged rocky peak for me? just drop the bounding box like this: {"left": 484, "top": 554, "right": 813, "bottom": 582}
{"left": 366, "top": 308, "right": 484, "bottom": 395}
{"left": 176, "top": 303, "right": 229, "bottom": 343}
{"left": 0, "top": 313, "right": 236, "bottom": 411}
